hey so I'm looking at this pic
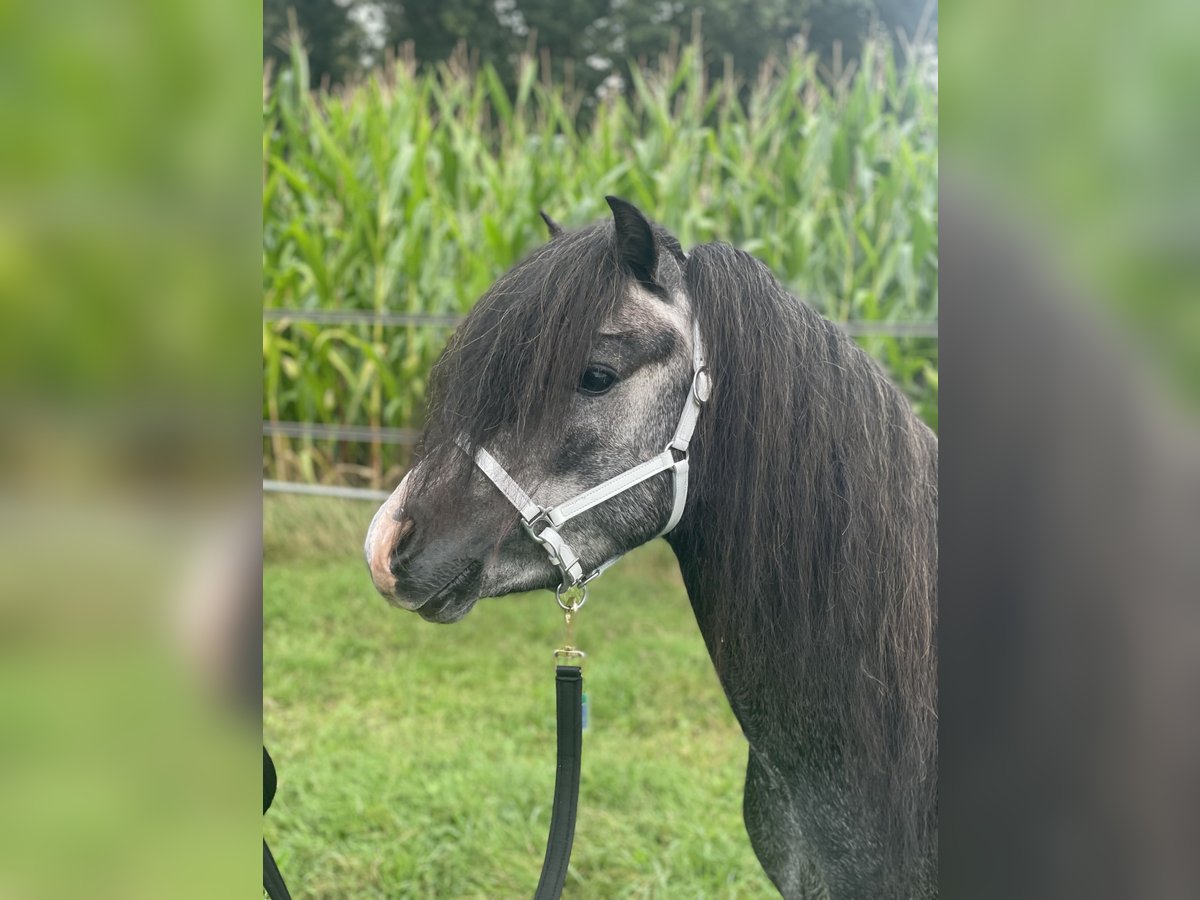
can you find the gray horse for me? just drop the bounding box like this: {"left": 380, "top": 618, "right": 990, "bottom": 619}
{"left": 366, "top": 198, "right": 937, "bottom": 898}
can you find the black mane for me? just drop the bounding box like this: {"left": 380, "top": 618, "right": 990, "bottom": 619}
{"left": 678, "top": 241, "right": 937, "bottom": 875}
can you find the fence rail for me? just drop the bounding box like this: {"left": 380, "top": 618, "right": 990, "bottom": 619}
{"left": 264, "top": 309, "right": 939, "bottom": 338}
{"left": 263, "top": 421, "right": 421, "bottom": 445}
{"left": 263, "top": 309, "right": 463, "bottom": 328}
{"left": 263, "top": 479, "right": 391, "bottom": 501}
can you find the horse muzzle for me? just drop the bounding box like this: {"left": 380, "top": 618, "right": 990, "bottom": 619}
{"left": 365, "top": 472, "right": 487, "bottom": 621}
{"left": 364, "top": 472, "right": 423, "bottom": 609}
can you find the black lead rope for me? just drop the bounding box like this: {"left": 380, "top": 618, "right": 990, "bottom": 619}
{"left": 263, "top": 747, "right": 292, "bottom": 900}
{"left": 263, "top": 839, "right": 292, "bottom": 900}
{"left": 533, "top": 664, "right": 584, "bottom": 900}
{"left": 263, "top": 666, "right": 583, "bottom": 900}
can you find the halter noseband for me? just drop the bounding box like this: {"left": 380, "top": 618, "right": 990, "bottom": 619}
{"left": 462, "top": 320, "right": 709, "bottom": 597}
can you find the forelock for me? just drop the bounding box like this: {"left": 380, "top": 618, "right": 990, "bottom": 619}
{"left": 417, "top": 223, "right": 627, "bottom": 479}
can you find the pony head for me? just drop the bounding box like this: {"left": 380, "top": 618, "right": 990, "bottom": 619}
{"left": 365, "top": 198, "right": 701, "bottom": 622}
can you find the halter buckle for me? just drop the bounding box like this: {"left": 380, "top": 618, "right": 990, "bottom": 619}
{"left": 523, "top": 508, "right": 552, "bottom": 537}
{"left": 522, "top": 511, "right": 558, "bottom": 567}
{"left": 693, "top": 367, "right": 712, "bottom": 402}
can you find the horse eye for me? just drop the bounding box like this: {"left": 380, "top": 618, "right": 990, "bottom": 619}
{"left": 578, "top": 364, "right": 618, "bottom": 396}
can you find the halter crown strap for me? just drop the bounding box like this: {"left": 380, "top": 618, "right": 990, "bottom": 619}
{"left": 464, "top": 320, "right": 709, "bottom": 590}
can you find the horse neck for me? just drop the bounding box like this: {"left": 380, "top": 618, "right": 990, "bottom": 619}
{"left": 665, "top": 417, "right": 938, "bottom": 875}
{"left": 662, "top": 334, "right": 938, "bottom": 772}
{"left": 666, "top": 534, "right": 812, "bottom": 745}
{"left": 670, "top": 247, "right": 937, "bottom": 876}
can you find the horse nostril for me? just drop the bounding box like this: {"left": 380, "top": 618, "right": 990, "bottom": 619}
{"left": 389, "top": 515, "right": 417, "bottom": 573}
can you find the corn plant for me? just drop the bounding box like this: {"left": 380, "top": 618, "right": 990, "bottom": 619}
{"left": 263, "top": 35, "right": 938, "bottom": 487}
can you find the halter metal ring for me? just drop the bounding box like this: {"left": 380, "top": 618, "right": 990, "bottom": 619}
{"left": 555, "top": 583, "right": 588, "bottom": 612}
{"left": 522, "top": 509, "right": 552, "bottom": 537}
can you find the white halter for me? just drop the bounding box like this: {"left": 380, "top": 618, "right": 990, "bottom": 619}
{"left": 462, "top": 320, "right": 710, "bottom": 598}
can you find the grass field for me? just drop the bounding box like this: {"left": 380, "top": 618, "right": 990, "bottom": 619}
{"left": 264, "top": 494, "right": 776, "bottom": 898}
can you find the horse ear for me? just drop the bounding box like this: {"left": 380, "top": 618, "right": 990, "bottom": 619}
{"left": 605, "top": 195, "right": 658, "bottom": 286}
{"left": 539, "top": 210, "right": 563, "bottom": 238}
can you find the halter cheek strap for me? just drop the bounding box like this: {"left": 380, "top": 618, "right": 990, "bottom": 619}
{"left": 463, "top": 320, "right": 710, "bottom": 590}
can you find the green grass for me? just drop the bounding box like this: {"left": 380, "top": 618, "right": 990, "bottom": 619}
{"left": 264, "top": 494, "right": 775, "bottom": 898}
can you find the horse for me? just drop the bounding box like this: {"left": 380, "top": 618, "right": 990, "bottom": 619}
{"left": 365, "top": 197, "right": 938, "bottom": 898}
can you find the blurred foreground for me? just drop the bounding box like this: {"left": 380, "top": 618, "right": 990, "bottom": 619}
{"left": 1, "top": 0, "right": 259, "bottom": 896}
{"left": 940, "top": 1, "right": 1200, "bottom": 896}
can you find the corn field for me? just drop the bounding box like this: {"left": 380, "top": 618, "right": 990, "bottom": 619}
{"left": 263, "top": 37, "right": 938, "bottom": 489}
